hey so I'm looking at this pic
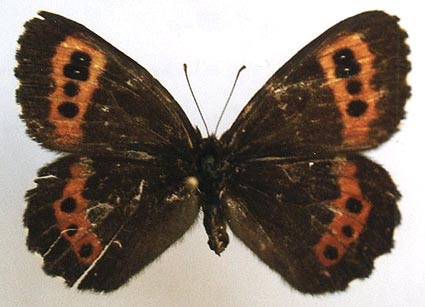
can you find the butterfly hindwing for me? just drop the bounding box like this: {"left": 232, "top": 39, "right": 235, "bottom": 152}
{"left": 24, "top": 155, "right": 199, "bottom": 291}
{"left": 222, "top": 155, "right": 400, "bottom": 293}
{"left": 16, "top": 11, "right": 199, "bottom": 159}
{"left": 221, "top": 11, "right": 410, "bottom": 158}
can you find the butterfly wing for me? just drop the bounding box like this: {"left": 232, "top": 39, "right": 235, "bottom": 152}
{"left": 220, "top": 11, "right": 408, "bottom": 293}
{"left": 24, "top": 155, "right": 199, "bottom": 291}
{"left": 221, "top": 11, "right": 410, "bottom": 158}
{"left": 222, "top": 155, "right": 400, "bottom": 293}
{"left": 17, "top": 11, "right": 202, "bottom": 291}
{"left": 16, "top": 11, "right": 199, "bottom": 159}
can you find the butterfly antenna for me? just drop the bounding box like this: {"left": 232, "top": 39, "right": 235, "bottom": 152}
{"left": 184, "top": 64, "right": 210, "bottom": 136}
{"left": 214, "top": 65, "right": 246, "bottom": 135}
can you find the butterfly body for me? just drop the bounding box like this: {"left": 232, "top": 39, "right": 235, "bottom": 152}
{"left": 196, "top": 136, "right": 231, "bottom": 254}
{"left": 16, "top": 11, "right": 409, "bottom": 293}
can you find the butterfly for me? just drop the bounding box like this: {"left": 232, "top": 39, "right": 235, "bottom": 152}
{"left": 16, "top": 11, "right": 410, "bottom": 293}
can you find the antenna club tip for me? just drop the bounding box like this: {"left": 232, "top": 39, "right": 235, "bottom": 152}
{"left": 239, "top": 65, "right": 247, "bottom": 73}
{"left": 183, "top": 63, "right": 188, "bottom": 71}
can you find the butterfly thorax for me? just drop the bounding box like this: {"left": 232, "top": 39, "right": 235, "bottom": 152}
{"left": 197, "top": 136, "right": 230, "bottom": 255}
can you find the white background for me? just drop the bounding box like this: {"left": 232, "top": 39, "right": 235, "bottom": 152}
{"left": 1, "top": 1, "right": 424, "bottom": 306}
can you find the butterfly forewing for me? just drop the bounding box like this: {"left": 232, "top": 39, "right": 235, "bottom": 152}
{"left": 221, "top": 11, "right": 410, "bottom": 158}
{"left": 16, "top": 11, "right": 200, "bottom": 160}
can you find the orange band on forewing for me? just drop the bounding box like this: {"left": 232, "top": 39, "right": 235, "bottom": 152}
{"left": 49, "top": 36, "right": 107, "bottom": 144}
{"left": 318, "top": 33, "right": 379, "bottom": 146}
{"left": 52, "top": 160, "right": 102, "bottom": 265}
{"left": 314, "top": 161, "right": 372, "bottom": 266}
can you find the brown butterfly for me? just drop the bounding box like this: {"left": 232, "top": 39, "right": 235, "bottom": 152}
{"left": 16, "top": 11, "right": 410, "bottom": 293}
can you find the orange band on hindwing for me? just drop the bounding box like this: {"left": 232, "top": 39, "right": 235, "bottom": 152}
{"left": 52, "top": 159, "right": 102, "bottom": 264}
{"left": 318, "top": 33, "right": 379, "bottom": 146}
{"left": 49, "top": 36, "right": 107, "bottom": 144}
{"left": 314, "top": 162, "right": 372, "bottom": 267}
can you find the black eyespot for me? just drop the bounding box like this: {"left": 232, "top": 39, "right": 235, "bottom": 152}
{"left": 63, "top": 64, "right": 89, "bottom": 81}
{"left": 71, "top": 51, "right": 91, "bottom": 67}
{"left": 63, "top": 81, "right": 79, "bottom": 97}
{"left": 79, "top": 243, "right": 93, "bottom": 258}
{"left": 60, "top": 197, "right": 77, "bottom": 212}
{"left": 345, "top": 197, "right": 363, "bottom": 214}
{"left": 333, "top": 48, "right": 361, "bottom": 78}
{"left": 346, "top": 80, "right": 362, "bottom": 95}
{"left": 58, "top": 102, "right": 79, "bottom": 118}
{"left": 63, "top": 52, "right": 92, "bottom": 81}
{"left": 334, "top": 48, "right": 356, "bottom": 65}
{"left": 323, "top": 244, "right": 339, "bottom": 260}
{"left": 342, "top": 225, "right": 354, "bottom": 238}
{"left": 347, "top": 100, "right": 368, "bottom": 117}
{"left": 66, "top": 224, "right": 79, "bottom": 237}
